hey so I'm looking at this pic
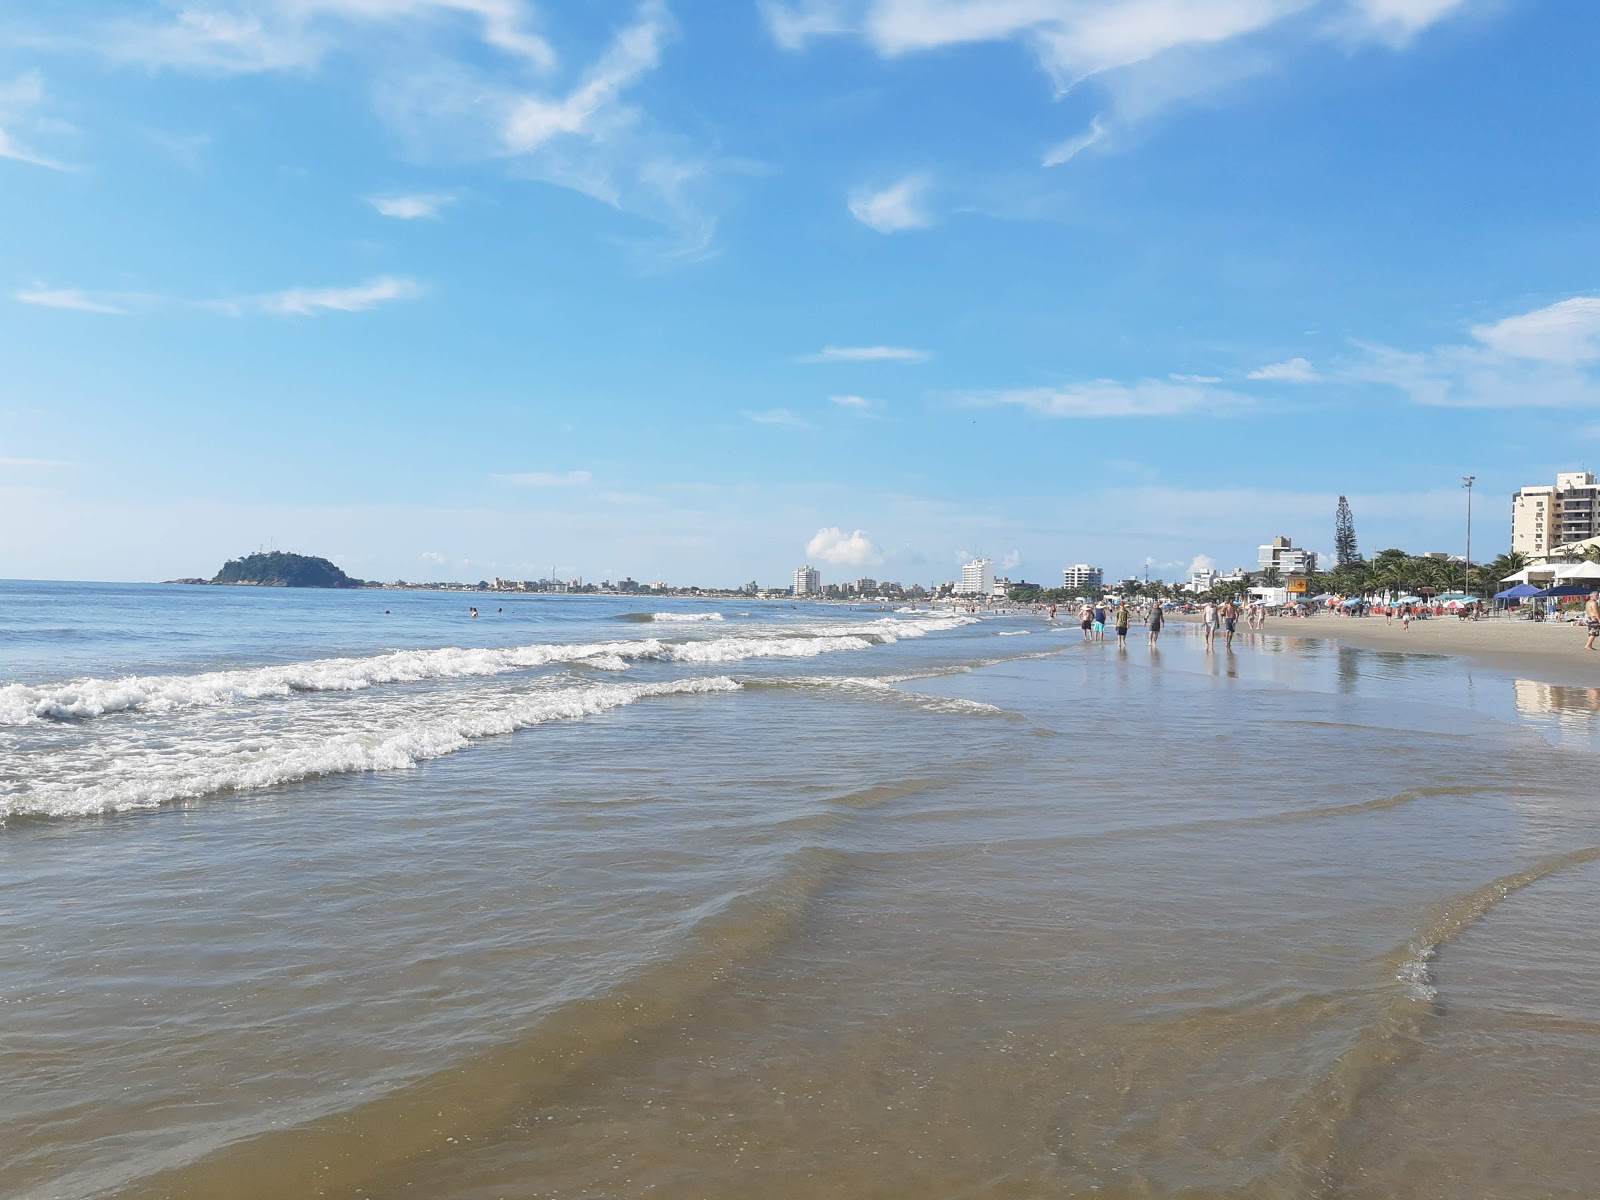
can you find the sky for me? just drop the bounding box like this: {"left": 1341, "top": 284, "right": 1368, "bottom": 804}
{"left": 3, "top": 0, "right": 1599, "bottom": 588}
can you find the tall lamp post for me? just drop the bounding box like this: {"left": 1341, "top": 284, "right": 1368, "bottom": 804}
{"left": 1462, "top": 475, "right": 1475, "bottom": 596}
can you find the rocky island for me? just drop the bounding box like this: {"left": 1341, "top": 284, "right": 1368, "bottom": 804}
{"left": 171, "top": 551, "right": 368, "bottom": 588}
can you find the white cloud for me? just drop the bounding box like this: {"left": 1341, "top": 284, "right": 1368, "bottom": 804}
{"left": 800, "top": 345, "right": 929, "bottom": 363}
{"left": 1170, "top": 372, "right": 1222, "bottom": 384}
{"left": 101, "top": 0, "right": 556, "bottom": 75}
{"left": 998, "top": 549, "right": 1022, "bottom": 571}
{"left": 494, "top": 470, "right": 593, "bottom": 486}
{"left": 14, "top": 287, "right": 125, "bottom": 315}
{"left": 848, "top": 174, "right": 932, "bottom": 233}
{"left": 420, "top": 550, "right": 446, "bottom": 564}
{"left": 764, "top": 1, "right": 1472, "bottom": 164}
{"left": 95, "top": 1, "right": 715, "bottom": 259}
{"left": 0, "top": 72, "right": 71, "bottom": 171}
{"left": 806, "top": 526, "right": 883, "bottom": 567}
{"left": 1470, "top": 297, "right": 1600, "bottom": 365}
{"left": 830, "top": 394, "right": 881, "bottom": 410}
{"left": 1349, "top": 295, "right": 1600, "bottom": 408}
{"left": 1042, "top": 116, "right": 1108, "bottom": 167}
{"left": 743, "top": 408, "right": 812, "bottom": 428}
{"left": 967, "top": 377, "right": 1251, "bottom": 418}
{"left": 226, "top": 275, "right": 424, "bottom": 316}
{"left": 1247, "top": 356, "right": 1318, "bottom": 382}
{"left": 1187, "top": 554, "right": 1216, "bottom": 577}
{"left": 369, "top": 192, "right": 456, "bottom": 219}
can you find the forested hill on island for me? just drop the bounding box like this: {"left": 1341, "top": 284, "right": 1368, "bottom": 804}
{"left": 177, "top": 551, "right": 367, "bottom": 588}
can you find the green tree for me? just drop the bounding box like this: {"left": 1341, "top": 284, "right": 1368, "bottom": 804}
{"left": 1335, "top": 495, "right": 1362, "bottom": 567}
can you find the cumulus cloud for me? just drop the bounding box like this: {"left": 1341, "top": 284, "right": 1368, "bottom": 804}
{"left": 14, "top": 287, "right": 125, "bottom": 315}
{"left": 806, "top": 526, "right": 883, "bottom": 567}
{"left": 1248, "top": 356, "right": 1318, "bottom": 382}
{"left": 494, "top": 470, "right": 593, "bottom": 486}
{"left": 966, "top": 378, "right": 1251, "bottom": 418}
{"left": 1187, "top": 554, "right": 1216, "bottom": 577}
{"left": 420, "top": 550, "right": 447, "bottom": 564}
{"left": 800, "top": 345, "right": 929, "bottom": 363}
{"left": 224, "top": 275, "right": 424, "bottom": 316}
{"left": 848, "top": 174, "right": 933, "bottom": 233}
{"left": 742, "top": 408, "right": 812, "bottom": 428}
{"left": 369, "top": 192, "right": 456, "bottom": 219}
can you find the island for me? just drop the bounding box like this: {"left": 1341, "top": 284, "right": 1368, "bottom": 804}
{"left": 172, "top": 551, "right": 369, "bottom": 588}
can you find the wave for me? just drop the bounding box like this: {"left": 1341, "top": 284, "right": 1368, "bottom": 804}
{"left": 620, "top": 611, "right": 725, "bottom": 623}
{"left": 5, "top": 677, "right": 741, "bottom": 821}
{"left": 752, "top": 675, "right": 1010, "bottom": 717}
{"left": 1, "top": 617, "right": 973, "bottom": 726}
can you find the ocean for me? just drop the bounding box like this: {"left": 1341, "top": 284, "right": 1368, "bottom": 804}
{"left": 4, "top": 580, "right": 1600, "bottom": 1199}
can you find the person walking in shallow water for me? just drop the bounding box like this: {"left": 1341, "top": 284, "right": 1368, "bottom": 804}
{"left": 1147, "top": 601, "right": 1164, "bottom": 647}
{"left": 1201, "top": 599, "right": 1218, "bottom": 649}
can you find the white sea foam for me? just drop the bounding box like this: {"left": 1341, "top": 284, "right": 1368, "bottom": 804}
{"left": 4, "top": 677, "right": 741, "bottom": 820}
{"left": 650, "top": 612, "right": 724, "bottom": 622}
{"left": 1397, "top": 941, "right": 1438, "bottom": 1002}
{"left": 998, "top": 630, "right": 1030, "bottom": 637}
{"left": 1, "top": 616, "right": 971, "bottom": 726}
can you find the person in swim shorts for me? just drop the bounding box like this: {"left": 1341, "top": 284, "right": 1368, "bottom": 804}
{"left": 1147, "top": 602, "right": 1164, "bottom": 646}
{"left": 1080, "top": 603, "right": 1093, "bottom": 640}
{"left": 1114, "top": 602, "right": 1130, "bottom": 648}
{"left": 1092, "top": 604, "right": 1107, "bottom": 641}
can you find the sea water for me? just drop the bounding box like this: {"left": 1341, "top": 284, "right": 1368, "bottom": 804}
{"left": 3, "top": 581, "right": 1600, "bottom": 1199}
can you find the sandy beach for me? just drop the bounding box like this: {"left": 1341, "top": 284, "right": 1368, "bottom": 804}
{"left": 1173, "top": 610, "right": 1600, "bottom": 686}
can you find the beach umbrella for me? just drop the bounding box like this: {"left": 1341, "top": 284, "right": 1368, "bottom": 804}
{"left": 1435, "top": 591, "right": 1474, "bottom": 601}
{"left": 1339, "top": 597, "right": 1363, "bottom": 607}
{"left": 1494, "top": 583, "right": 1541, "bottom": 600}
{"left": 1394, "top": 594, "right": 1423, "bottom": 604}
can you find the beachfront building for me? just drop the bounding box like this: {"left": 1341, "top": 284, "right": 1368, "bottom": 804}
{"left": 957, "top": 558, "right": 995, "bottom": 596}
{"left": 1514, "top": 471, "right": 1599, "bottom": 559}
{"left": 1257, "top": 536, "right": 1318, "bottom": 577}
{"left": 792, "top": 565, "right": 821, "bottom": 596}
{"left": 1063, "top": 564, "right": 1104, "bottom": 591}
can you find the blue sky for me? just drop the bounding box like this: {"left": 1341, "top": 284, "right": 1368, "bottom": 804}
{"left": 3, "top": 0, "right": 1598, "bottom": 586}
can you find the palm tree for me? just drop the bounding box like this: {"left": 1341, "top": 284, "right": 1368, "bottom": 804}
{"left": 1485, "top": 550, "right": 1529, "bottom": 585}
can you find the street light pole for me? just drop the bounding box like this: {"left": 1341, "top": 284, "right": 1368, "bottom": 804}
{"left": 1462, "top": 475, "right": 1475, "bottom": 596}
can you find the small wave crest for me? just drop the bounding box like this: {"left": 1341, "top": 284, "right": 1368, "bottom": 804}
{"left": 620, "top": 612, "right": 726, "bottom": 623}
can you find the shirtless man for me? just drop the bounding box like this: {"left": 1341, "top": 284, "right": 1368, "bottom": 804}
{"left": 1219, "top": 598, "right": 1240, "bottom": 649}
{"left": 1586, "top": 592, "right": 1600, "bottom": 651}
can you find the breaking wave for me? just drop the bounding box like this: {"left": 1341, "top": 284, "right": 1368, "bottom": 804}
{"left": 1, "top": 616, "right": 974, "bottom": 726}
{"left": 4, "top": 677, "right": 741, "bottom": 821}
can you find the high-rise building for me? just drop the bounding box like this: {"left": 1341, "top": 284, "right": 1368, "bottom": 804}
{"left": 1257, "top": 536, "right": 1317, "bottom": 576}
{"left": 792, "top": 564, "right": 820, "bottom": 596}
{"left": 1513, "top": 471, "right": 1599, "bottom": 558}
{"left": 1063, "top": 564, "right": 1104, "bottom": 590}
{"left": 957, "top": 558, "right": 994, "bottom": 596}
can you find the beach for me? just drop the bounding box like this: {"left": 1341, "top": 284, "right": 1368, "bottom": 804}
{"left": 5, "top": 582, "right": 1600, "bottom": 1199}
{"left": 1173, "top": 609, "right": 1600, "bottom": 686}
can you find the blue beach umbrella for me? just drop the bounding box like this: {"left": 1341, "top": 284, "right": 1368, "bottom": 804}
{"left": 1494, "top": 583, "right": 1541, "bottom": 600}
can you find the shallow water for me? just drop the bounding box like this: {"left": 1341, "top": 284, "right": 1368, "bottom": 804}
{"left": 3, "top": 584, "right": 1599, "bottom": 1198}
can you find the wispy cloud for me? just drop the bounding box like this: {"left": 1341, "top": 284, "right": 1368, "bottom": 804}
{"left": 742, "top": 408, "right": 812, "bottom": 428}
{"left": 829, "top": 394, "right": 883, "bottom": 412}
{"left": 800, "top": 345, "right": 929, "bottom": 363}
{"left": 1470, "top": 297, "right": 1600, "bottom": 365}
{"left": 1042, "top": 116, "right": 1108, "bottom": 167}
{"left": 14, "top": 286, "right": 125, "bottom": 315}
{"left": 221, "top": 275, "right": 424, "bottom": 316}
{"left": 806, "top": 525, "right": 882, "bottom": 566}
{"left": 0, "top": 456, "right": 75, "bottom": 468}
{"left": 494, "top": 470, "right": 593, "bottom": 487}
{"left": 368, "top": 192, "right": 456, "bottom": 219}
{"left": 848, "top": 173, "right": 932, "bottom": 233}
{"left": 965, "top": 378, "right": 1251, "bottom": 418}
{"left": 1248, "top": 356, "right": 1318, "bottom": 382}
{"left": 764, "top": 1, "right": 1473, "bottom": 170}
{"left": 0, "top": 72, "right": 72, "bottom": 171}
{"left": 1170, "top": 372, "right": 1222, "bottom": 384}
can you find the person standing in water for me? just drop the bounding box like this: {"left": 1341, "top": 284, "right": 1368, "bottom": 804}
{"left": 1148, "top": 601, "right": 1164, "bottom": 647}
{"left": 1220, "top": 598, "right": 1239, "bottom": 649}
{"left": 1201, "top": 599, "right": 1218, "bottom": 649}
{"left": 1585, "top": 592, "right": 1600, "bottom": 650}
{"left": 1092, "top": 601, "right": 1107, "bottom": 642}
{"left": 1079, "top": 603, "right": 1093, "bottom": 642}
{"left": 1114, "top": 601, "right": 1131, "bottom": 648}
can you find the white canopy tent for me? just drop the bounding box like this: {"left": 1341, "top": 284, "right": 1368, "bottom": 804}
{"left": 1555, "top": 561, "right": 1600, "bottom": 581}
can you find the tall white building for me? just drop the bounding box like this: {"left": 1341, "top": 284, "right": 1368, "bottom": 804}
{"left": 957, "top": 557, "right": 994, "bottom": 596}
{"left": 1513, "top": 471, "right": 1599, "bottom": 559}
{"left": 1063, "top": 564, "right": 1104, "bottom": 591}
{"left": 1257, "top": 536, "right": 1317, "bottom": 577}
{"left": 792, "top": 565, "right": 820, "bottom": 596}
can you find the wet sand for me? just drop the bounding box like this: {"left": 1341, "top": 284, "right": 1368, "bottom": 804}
{"left": 1176, "top": 612, "right": 1600, "bottom": 685}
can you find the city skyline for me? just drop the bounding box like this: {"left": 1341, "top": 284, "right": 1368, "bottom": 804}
{"left": 4, "top": 2, "right": 1599, "bottom": 585}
